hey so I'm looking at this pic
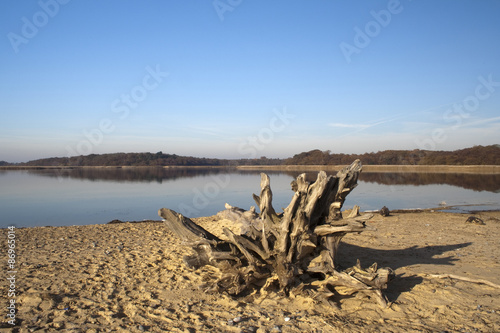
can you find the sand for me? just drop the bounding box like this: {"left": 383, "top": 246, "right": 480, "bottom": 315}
{"left": 1, "top": 211, "right": 500, "bottom": 332}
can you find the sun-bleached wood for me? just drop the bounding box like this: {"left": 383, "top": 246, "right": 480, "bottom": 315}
{"left": 160, "top": 160, "right": 393, "bottom": 307}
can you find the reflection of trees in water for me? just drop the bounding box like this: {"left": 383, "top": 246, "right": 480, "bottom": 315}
{"left": 269, "top": 171, "right": 500, "bottom": 193}
{"left": 28, "top": 167, "right": 233, "bottom": 183}
{"left": 278, "top": 171, "right": 500, "bottom": 193}
{"left": 27, "top": 168, "right": 500, "bottom": 193}
{"left": 359, "top": 173, "right": 500, "bottom": 193}
{"left": 28, "top": 167, "right": 289, "bottom": 184}
{"left": 244, "top": 171, "right": 500, "bottom": 193}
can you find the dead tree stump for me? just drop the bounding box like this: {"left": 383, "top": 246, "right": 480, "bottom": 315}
{"left": 159, "top": 160, "right": 393, "bottom": 307}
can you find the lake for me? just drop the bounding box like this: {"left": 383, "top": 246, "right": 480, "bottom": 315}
{"left": 1, "top": 167, "right": 499, "bottom": 228}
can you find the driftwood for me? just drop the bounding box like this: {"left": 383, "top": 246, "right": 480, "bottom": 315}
{"left": 421, "top": 274, "right": 500, "bottom": 289}
{"left": 159, "top": 160, "right": 393, "bottom": 307}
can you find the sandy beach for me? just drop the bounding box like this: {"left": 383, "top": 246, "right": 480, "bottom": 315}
{"left": 2, "top": 210, "right": 500, "bottom": 332}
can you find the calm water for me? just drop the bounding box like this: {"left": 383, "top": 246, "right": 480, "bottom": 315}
{"left": 1, "top": 168, "right": 499, "bottom": 228}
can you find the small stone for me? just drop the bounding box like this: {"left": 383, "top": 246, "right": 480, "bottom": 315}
{"left": 379, "top": 206, "right": 390, "bottom": 217}
{"left": 233, "top": 316, "right": 242, "bottom": 323}
{"left": 271, "top": 325, "right": 282, "bottom": 333}
{"left": 284, "top": 317, "right": 291, "bottom": 322}
{"left": 466, "top": 216, "right": 485, "bottom": 225}
{"left": 227, "top": 320, "right": 234, "bottom": 326}
{"left": 138, "top": 325, "right": 145, "bottom": 331}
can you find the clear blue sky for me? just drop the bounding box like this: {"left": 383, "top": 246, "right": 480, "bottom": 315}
{"left": 1, "top": 0, "right": 499, "bottom": 163}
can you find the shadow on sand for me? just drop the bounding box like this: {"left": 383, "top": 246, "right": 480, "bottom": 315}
{"left": 336, "top": 242, "right": 473, "bottom": 303}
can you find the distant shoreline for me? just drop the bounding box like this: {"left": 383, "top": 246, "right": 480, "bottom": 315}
{"left": 2, "top": 164, "right": 500, "bottom": 173}
{"left": 236, "top": 164, "right": 500, "bottom": 174}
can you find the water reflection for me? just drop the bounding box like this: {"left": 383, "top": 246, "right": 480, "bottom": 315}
{"left": 1, "top": 168, "right": 499, "bottom": 228}
{"left": 25, "top": 167, "right": 235, "bottom": 183}
{"left": 23, "top": 167, "right": 500, "bottom": 193}
{"left": 359, "top": 173, "right": 500, "bottom": 193}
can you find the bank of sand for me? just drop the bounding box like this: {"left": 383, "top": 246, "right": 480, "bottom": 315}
{"left": 1, "top": 211, "right": 500, "bottom": 332}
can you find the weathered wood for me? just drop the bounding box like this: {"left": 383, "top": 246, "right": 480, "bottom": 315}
{"left": 159, "top": 208, "right": 221, "bottom": 243}
{"left": 253, "top": 173, "right": 279, "bottom": 224}
{"left": 421, "top": 273, "right": 500, "bottom": 289}
{"left": 347, "top": 205, "right": 361, "bottom": 218}
{"left": 160, "top": 160, "right": 394, "bottom": 307}
{"left": 159, "top": 208, "right": 234, "bottom": 268}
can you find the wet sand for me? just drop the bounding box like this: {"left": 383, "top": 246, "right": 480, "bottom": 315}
{"left": 1, "top": 211, "right": 500, "bottom": 332}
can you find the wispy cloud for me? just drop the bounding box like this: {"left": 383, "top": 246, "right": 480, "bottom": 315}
{"left": 328, "top": 114, "right": 405, "bottom": 132}
{"left": 187, "top": 125, "right": 228, "bottom": 138}
{"left": 328, "top": 123, "right": 371, "bottom": 129}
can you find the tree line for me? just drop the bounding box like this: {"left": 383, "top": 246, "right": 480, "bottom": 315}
{"left": 284, "top": 145, "right": 500, "bottom": 165}
{"left": 13, "top": 152, "right": 282, "bottom": 167}
{"left": 2, "top": 145, "right": 499, "bottom": 167}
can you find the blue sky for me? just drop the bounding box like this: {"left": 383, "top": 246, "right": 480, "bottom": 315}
{"left": 1, "top": 0, "right": 499, "bottom": 162}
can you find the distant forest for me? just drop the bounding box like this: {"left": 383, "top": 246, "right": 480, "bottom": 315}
{"left": 284, "top": 145, "right": 500, "bottom": 166}
{"left": 2, "top": 145, "right": 499, "bottom": 167}
{"left": 10, "top": 152, "right": 282, "bottom": 167}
